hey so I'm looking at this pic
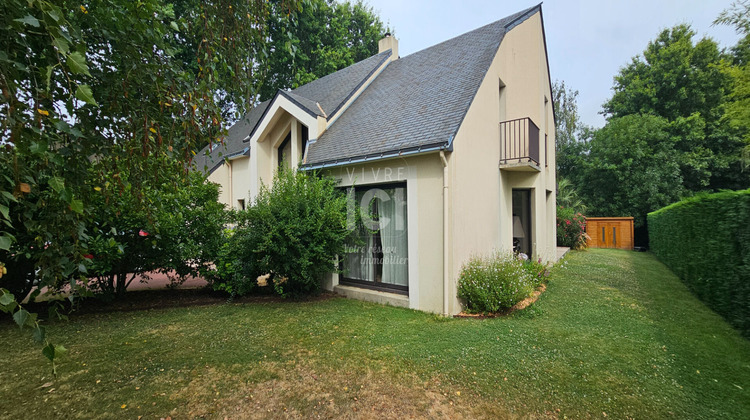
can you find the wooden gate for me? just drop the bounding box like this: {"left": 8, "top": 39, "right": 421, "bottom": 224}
{"left": 585, "top": 217, "right": 634, "bottom": 250}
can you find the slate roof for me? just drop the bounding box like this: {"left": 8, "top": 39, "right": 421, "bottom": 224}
{"left": 194, "top": 4, "right": 542, "bottom": 173}
{"left": 303, "top": 5, "right": 539, "bottom": 168}
{"left": 193, "top": 99, "right": 270, "bottom": 173}
{"left": 193, "top": 51, "right": 392, "bottom": 173}
{"left": 291, "top": 50, "right": 392, "bottom": 117}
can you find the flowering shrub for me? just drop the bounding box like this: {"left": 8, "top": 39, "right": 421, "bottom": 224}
{"left": 456, "top": 251, "right": 536, "bottom": 313}
{"left": 556, "top": 206, "right": 587, "bottom": 249}
{"left": 523, "top": 257, "right": 550, "bottom": 288}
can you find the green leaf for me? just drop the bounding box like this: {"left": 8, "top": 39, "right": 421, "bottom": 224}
{"left": 1, "top": 190, "right": 16, "bottom": 202}
{"left": 0, "top": 234, "right": 10, "bottom": 250}
{"left": 67, "top": 52, "right": 90, "bottom": 76}
{"left": 70, "top": 199, "right": 84, "bottom": 214}
{"left": 30, "top": 141, "right": 48, "bottom": 155}
{"left": 170, "top": 21, "right": 179, "bottom": 31}
{"left": 78, "top": 263, "right": 87, "bottom": 274}
{"left": 32, "top": 326, "right": 46, "bottom": 344}
{"left": 42, "top": 343, "right": 55, "bottom": 362}
{"left": 14, "top": 15, "right": 40, "bottom": 27}
{"left": 0, "top": 291, "right": 15, "bottom": 306}
{"left": 52, "top": 37, "right": 69, "bottom": 54}
{"left": 56, "top": 345, "right": 67, "bottom": 358}
{"left": 49, "top": 177, "right": 65, "bottom": 192}
{"left": 75, "top": 84, "right": 97, "bottom": 106}
{"left": 13, "top": 308, "right": 30, "bottom": 328}
{"left": 0, "top": 204, "right": 8, "bottom": 220}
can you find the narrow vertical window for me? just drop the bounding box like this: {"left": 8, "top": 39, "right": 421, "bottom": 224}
{"left": 498, "top": 79, "right": 507, "bottom": 123}
{"left": 613, "top": 227, "right": 617, "bottom": 247}
{"left": 277, "top": 132, "right": 291, "bottom": 170}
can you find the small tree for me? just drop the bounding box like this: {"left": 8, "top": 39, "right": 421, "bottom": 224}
{"left": 86, "top": 171, "right": 226, "bottom": 298}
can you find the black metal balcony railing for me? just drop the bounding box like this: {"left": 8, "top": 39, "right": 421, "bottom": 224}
{"left": 499, "top": 117, "right": 540, "bottom": 167}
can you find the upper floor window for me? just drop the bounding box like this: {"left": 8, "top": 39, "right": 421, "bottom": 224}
{"left": 277, "top": 132, "right": 291, "bottom": 170}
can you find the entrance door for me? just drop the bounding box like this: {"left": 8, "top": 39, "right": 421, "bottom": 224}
{"left": 511, "top": 190, "right": 532, "bottom": 257}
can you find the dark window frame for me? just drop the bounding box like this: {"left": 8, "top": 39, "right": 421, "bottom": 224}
{"left": 277, "top": 132, "right": 291, "bottom": 169}
{"left": 512, "top": 188, "right": 533, "bottom": 257}
{"left": 338, "top": 182, "right": 409, "bottom": 295}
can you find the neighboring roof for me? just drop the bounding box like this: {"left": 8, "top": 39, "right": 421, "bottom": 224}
{"left": 304, "top": 5, "right": 540, "bottom": 168}
{"left": 193, "top": 99, "right": 270, "bottom": 173}
{"left": 193, "top": 50, "right": 392, "bottom": 173}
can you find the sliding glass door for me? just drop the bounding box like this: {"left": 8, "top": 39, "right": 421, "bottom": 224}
{"left": 341, "top": 184, "right": 408, "bottom": 294}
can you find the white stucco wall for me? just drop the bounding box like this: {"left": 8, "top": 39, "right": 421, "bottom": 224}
{"left": 323, "top": 153, "right": 445, "bottom": 313}
{"left": 448, "top": 11, "right": 557, "bottom": 314}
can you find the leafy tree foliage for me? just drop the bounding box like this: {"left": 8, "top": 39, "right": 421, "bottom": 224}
{"left": 86, "top": 172, "right": 226, "bottom": 298}
{"left": 551, "top": 80, "right": 592, "bottom": 199}
{"left": 556, "top": 177, "right": 587, "bottom": 212}
{"left": 0, "top": 0, "right": 301, "bottom": 364}
{"left": 580, "top": 115, "right": 684, "bottom": 227}
{"left": 715, "top": 0, "right": 750, "bottom": 167}
{"left": 602, "top": 24, "right": 748, "bottom": 191}
{"left": 560, "top": 21, "right": 750, "bottom": 232}
{"left": 0, "top": 0, "right": 299, "bottom": 290}
{"left": 258, "top": 0, "right": 389, "bottom": 100}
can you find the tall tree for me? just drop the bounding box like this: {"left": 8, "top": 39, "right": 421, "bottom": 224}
{"left": 715, "top": 0, "right": 750, "bottom": 168}
{"left": 552, "top": 80, "right": 591, "bottom": 183}
{"left": 580, "top": 114, "right": 684, "bottom": 227}
{"left": 258, "top": 0, "right": 389, "bottom": 100}
{"left": 0, "top": 0, "right": 300, "bottom": 330}
{"left": 602, "top": 24, "right": 747, "bottom": 191}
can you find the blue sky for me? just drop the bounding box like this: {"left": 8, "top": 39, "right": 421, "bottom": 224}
{"left": 365, "top": 0, "right": 743, "bottom": 128}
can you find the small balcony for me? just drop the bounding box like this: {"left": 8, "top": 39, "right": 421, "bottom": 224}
{"left": 499, "top": 117, "right": 541, "bottom": 171}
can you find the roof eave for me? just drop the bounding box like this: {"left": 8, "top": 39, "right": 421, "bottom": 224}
{"left": 300, "top": 140, "right": 451, "bottom": 171}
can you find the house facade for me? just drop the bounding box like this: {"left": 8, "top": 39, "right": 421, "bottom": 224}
{"left": 195, "top": 5, "right": 556, "bottom": 315}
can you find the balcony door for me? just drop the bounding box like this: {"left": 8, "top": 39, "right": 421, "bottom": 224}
{"left": 512, "top": 189, "right": 532, "bottom": 257}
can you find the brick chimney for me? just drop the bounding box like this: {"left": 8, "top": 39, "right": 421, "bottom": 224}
{"left": 378, "top": 33, "right": 398, "bottom": 61}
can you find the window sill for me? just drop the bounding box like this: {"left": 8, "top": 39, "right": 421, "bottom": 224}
{"left": 333, "top": 285, "right": 409, "bottom": 308}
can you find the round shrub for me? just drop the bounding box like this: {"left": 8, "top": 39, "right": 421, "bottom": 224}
{"left": 556, "top": 206, "right": 587, "bottom": 249}
{"left": 211, "top": 169, "right": 349, "bottom": 298}
{"left": 457, "top": 251, "right": 536, "bottom": 313}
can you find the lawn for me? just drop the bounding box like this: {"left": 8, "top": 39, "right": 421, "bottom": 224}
{"left": 1, "top": 249, "right": 749, "bottom": 419}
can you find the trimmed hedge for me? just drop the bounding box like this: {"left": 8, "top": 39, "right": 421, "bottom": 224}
{"left": 648, "top": 189, "right": 750, "bottom": 336}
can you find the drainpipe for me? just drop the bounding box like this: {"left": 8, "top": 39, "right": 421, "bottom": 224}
{"left": 440, "top": 150, "right": 450, "bottom": 316}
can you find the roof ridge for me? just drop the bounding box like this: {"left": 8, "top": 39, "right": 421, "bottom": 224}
{"left": 282, "top": 90, "right": 324, "bottom": 117}
{"left": 396, "top": 4, "right": 540, "bottom": 62}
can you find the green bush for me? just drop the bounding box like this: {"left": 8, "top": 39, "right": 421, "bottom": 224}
{"left": 85, "top": 171, "right": 227, "bottom": 298}
{"left": 457, "top": 251, "right": 536, "bottom": 313}
{"left": 648, "top": 189, "right": 750, "bottom": 336}
{"left": 212, "top": 169, "right": 349, "bottom": 298}
{"left": 557, "top": 206, "right": 587, "bottom": 249}
{"left": 523, "top": 257, "right": 550, "bottom": 288}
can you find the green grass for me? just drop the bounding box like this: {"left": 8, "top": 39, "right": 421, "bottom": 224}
{"left": 2, "top": 249, "right": 749, "bottom": 419}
